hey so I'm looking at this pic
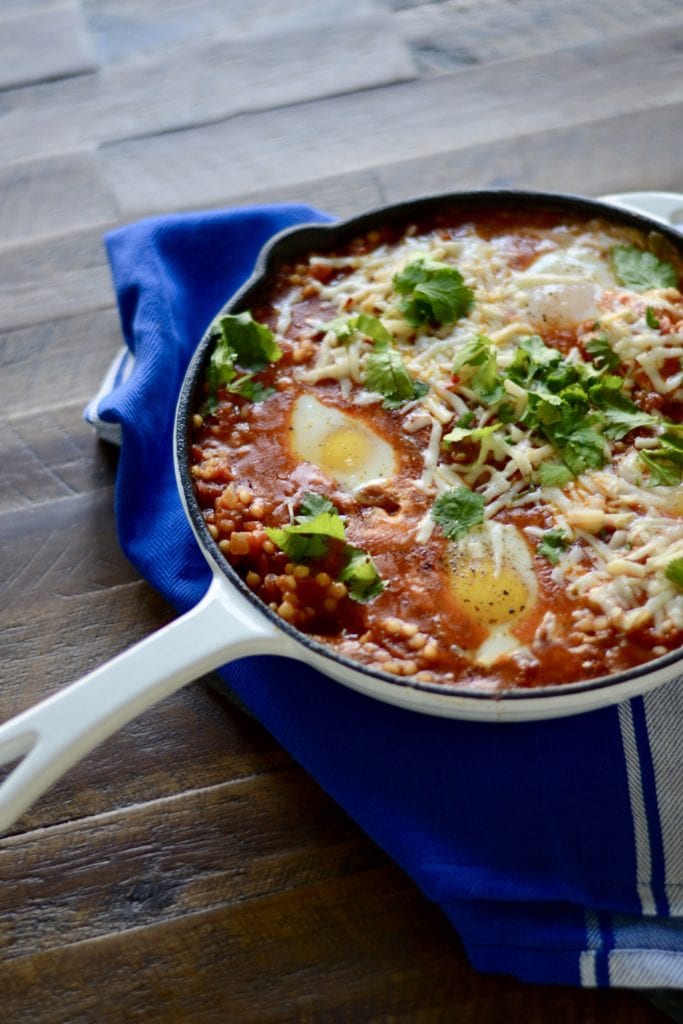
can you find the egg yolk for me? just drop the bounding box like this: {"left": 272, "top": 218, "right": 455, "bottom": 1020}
{"left": 449, "top": 556, "right": 530, "bottom": 628}
{"left": 321, "top": 427, "right": 372, "bottom": 474}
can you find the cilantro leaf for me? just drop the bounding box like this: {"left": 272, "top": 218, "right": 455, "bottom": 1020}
{"left": 452, "top": 335, "right": 503, "bottom": 404}
{"left": 646, "top": 306, "right": 661, "bottom": 329}
{"left": 227, "top": 374, "right": 275, "bottom": 403}
{"left": 265, "top": 492, "right": 346, "bottom": 561}
{"left": 339, "top": 546, "right": 384, "bottom": 602}
{"left": 585, "top": 335, "right": 620, "bottom": 371}
{"left": 537, "top": 529, "right": 569, "bottom": 565}
{"left": 431, "top": 487, "right": 485, "bottom": 541}
{"left": 610, "top": 245, "right": 678, "bottom": 292}
{"left": 537, "top": 462, "right": 573, "bottom": 488}
{"left": 393, "top": 256, "right": 474, "bottom": 327}
{"left": 553, "top": 422, "right": 607, "bottom": 476}
{"left": 665, "top": 558, "right": 683, "bottom": 590}
{"left": 364, "top": 338, "right": 427, "bottom": 408}
{"left": 206, "top": 333, "right": 236, "bottom": 392}
{"left": 639, "top": 451, "right": 681, "bottom": 487}
{"left": 443, "top": 423, "right": 501, "bottom": 446}
{"left": 216, "top": 312, "right": 282, "bottom": 368}
{"left": 508, "top": 335, "right": 562, "bottom": 386}
{"left": 323, "top": 315, "right": 355, "bottom": 342}
{"left": 298, "top": 493, "right": 337, "bottom": 518}
{"left": 592, "top": 391, "right": 658, "bottom": 440}
{"left": 326, "top": 313, "right": 395, "bottom": 347}
{"left": 264, "top": 493, "right": 384, "bottom": 601}
{"left": 638, "top": 433, "right": 683, "bottom": 486}
{"left": 205, "top": 312, "right": 281, "bottom": 410}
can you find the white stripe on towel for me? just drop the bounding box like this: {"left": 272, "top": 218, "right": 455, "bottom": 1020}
{"left": 618, "top": 701, "right": 657, "bottom": 916}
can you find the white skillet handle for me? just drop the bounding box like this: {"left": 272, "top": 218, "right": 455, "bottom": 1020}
{"left": 0, "top": 576, "right": 283, "bottom": 835}
{"left": 600, "top": 190, "right": 683, "bottom": 229}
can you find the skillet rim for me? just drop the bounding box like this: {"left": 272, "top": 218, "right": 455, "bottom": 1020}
{"left": 176, "top": 188, "right": 683, "bottom": 706}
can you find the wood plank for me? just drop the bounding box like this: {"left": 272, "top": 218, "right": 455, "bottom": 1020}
{"left": 0, "top": 152, "right": 118, "bottom": 248}
{"left": 0, "top": 865, "right": 665, "bottom": 1023}
{"left": 0, "top": 170, "right": 383, "bottom": 334}
{"left": 1, "top": 404, "right": 117, "bottom": 513}
{"left": 396, "top": 0, "right": 683, "bottom": 75}
{"left": 100, "top": 24, "right": 683, "bottom": 217}
{"left": 0, "top": 6, "right": 96, "bottom": 91}
{"left": 82, "top": 0, "right": 386, "bottom": 62}
{"left": 375, "top": 102, "right": 683, "bottom": 203}
{"left": 0, "top": 225, "right": 116, "bottom": 331}
{"left": 0, "top": 769, "right": 387, "bottom": 957}
{"left": 0, "top": 308, "right": 124, "bottom": 417}
{"left": 0, "top": 12, "right": 416, "bottom": 163}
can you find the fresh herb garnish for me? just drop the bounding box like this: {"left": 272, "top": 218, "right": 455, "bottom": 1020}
{"left": 266, "top": 493, "right": 384, "bottom": 601}
{"left": 638, "top": 433, "right": 683, "bottom": 486}
{"left": 585, "top": 335, "right": 620, "bottom": 371}
{"left": 324, "top": 314, "right": 427, "bottom": 408}
{"left": 452, "top": 335, "right": 503, "bottom": 404}
{"left": 216, "top": 312, "right": 282, "bottom": 366}
{"left": 646, "top": 306, "right": 661, "bottom": 329}
{"left": 339, "top": 547, "right": 384, "bottom": 602}
{"left": 431, "top": 487, "right": 485, "bottom": 541}
{"left": 593, "top": 391, "right": 658, "bottom": 441}
{"left": 443, "top": 423, "right": 501, "bottom": 446}
{"left": 537, "top": 529, "right": 569, "bottom": 565}
{"left": 325, "top": 313, "right": 395, "bottom": 347}
{"left": 265, "top": 493, "right": 345, "bottom": 562}
{"left": 205, "top": 312, "right": 282, "bottom": 411}
{"left": 537, "top": 463, "right": 574, "bottom": 488}
{"left": 665, "top": 558, "right": 683, "bottom": 590}
{"left": 610, "top": 245, "right": 678, "bottom": 292}
{"left": 393, "top": 256, "right": 474, "bottom": 327}
{"left": 508, "top": 334, "right": 563, "bottom": 384}
{"left": 364, "top": 338, "right": 428, "bottom": 408}
{"left": 226, "top": 374, "right": 275, "bottom": 404}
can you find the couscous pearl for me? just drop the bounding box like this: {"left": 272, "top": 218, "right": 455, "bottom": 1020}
{"left": 229, "top": 533, "right": 250, "bottom": 555}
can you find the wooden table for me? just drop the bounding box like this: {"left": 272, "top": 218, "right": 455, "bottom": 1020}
{"left": 2, "top": 2, "right": 682, "bottom": 1020}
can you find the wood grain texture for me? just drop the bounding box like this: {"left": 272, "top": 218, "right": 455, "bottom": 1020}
{"left": 0, "top": 309, "right": 125, "bottom": 417}
{"left": 83, "top": 0, "right": 385, "bottom": 62}
{"left": 0, "top": 866, "right": 667, "bottom": 1023}
{"left": 2, "top": 2, "right": 682, "bottom": 1020}
{"left": 0, "top": 12, "right": 416, "bottom": 162}
{"left": 396, "top": 0, "right": 683, "bottom": 74}
{"left": 100, "top": 23, "right": 683, "bottom": 217}
{"left": 0, "top": 152, "right": 118, "bottom": 248}
{"left": 0, "top": 226, "right": 116, "bottom": 331}
{"left": 0, "top": 5, "right": 96, "bottom": 90}
{"left": 376, "top": 103, "right": 683, "bottom": 202}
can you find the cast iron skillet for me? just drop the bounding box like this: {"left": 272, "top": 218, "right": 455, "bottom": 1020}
{"left": 0, "top": 190, "right": 682, "bottom": 833}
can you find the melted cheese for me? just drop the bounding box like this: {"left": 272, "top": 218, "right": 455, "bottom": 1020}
{"left": 281, "top": 216, "right": 683, "bottom": 656}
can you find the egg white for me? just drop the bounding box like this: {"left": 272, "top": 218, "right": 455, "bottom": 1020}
{"left": 289, "top": 393, "right": 397, "bottom": 492}
{"left": 447, "top": 520, "right": 538, "bottom": 667}
{"left": 515, "top": 245, "right": 617, "bottom": 329}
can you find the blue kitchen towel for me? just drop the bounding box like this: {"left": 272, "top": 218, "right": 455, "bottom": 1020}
{"left": 89, "top": 203, "right": 683, "bottom": 989}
